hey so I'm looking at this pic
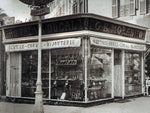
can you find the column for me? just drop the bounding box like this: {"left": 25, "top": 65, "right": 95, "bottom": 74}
{"left": 49, "top": 50, "right": 52, "bottom": 99}
{"left": 111, "top": 49, "right": 114, "bottom": 98}
{"left": 141, "top": 52, "right": 144, "bottom": 94}
{"left": 122, "top": 50, "right": 125, "bottom": 99}
{"left": 83, "top": 37, "right": 89, "bottom": 102}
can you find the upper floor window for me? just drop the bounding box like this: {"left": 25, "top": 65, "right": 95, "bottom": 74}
{"left": 112, "top": 0, "right": 136, "bottom": 18}
{"left": 73, "top": 1, "right": 78, "bottom": 14}
{"left": 79, "top": 0, "right": 84, "bottom": 13}
{"left": 140, "top": 0, "right": 150, "bottom": 14}
{"left": 72, "top": 0, "right": 84, "bottom": 14}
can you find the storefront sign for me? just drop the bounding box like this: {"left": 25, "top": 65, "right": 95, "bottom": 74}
{"left": 90, "top": 37, "right": 146, "bottom": 51}
{"left": 31, "top": 7, "right": 50, "bottom": 16}
{"left": 5, "top": 38, "right": 81, "bottom": 52}
{"left": 4, "top": 15, "right": 146, "bottom": 40}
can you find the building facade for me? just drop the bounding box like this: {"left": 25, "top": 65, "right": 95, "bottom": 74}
{"left": 47, "top": 0, "right": 150, "bottom": 29}
{"left": 47, "top": 0, "right": 111, "bottom": 18}
{"left": 49, "top": 0, "right": 150, "bottom": 89}
{"left": 111, "top": 0, "right": 150, "bottom": 81}
{"left": 2, "top": 14, "right": 147, "bottom": 104}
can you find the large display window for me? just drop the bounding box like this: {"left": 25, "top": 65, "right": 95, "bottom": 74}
{"left": 21, "top": 51, "right": 49, "bottom": 98}
{"left": 21, "top": 47, "right": 84, "bottom": 101}
{"left": 88, "top": 46, "right": 112, "bottom": 101}
{"left": 125, "top": 51, "right": 142, "bottom": 95}
{"left": 19, "top": 39, "right": 143, "bottom": 101}
{"left": 51, "top": 47, "right": 84, "bottom": 101}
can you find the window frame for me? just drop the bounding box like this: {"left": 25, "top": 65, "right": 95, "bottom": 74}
{"left": 112, "top": 0, "right": 136, "bottom": 18}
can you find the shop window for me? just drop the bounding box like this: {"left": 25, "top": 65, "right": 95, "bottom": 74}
{"left": 51, "top": 47, "right": 84, "bottom": 101}
{"left": 21, "top": 51, "right": 49, "bottom": 98}
{"left": 88, "top": 47, "right": 112, "bottom": 101}
{"left": 125, "top": 51, "right": 142, "bottom": 95}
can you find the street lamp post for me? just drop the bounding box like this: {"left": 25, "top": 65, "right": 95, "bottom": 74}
{"left": 33, "top": 15, "right": 43, "bottom": 113}
{"left": 19, "top": 1, "right": 54, "bottom": 113}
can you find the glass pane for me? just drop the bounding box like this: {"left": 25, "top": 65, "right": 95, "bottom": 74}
{"left": 21, "top": 51, "right": 49, "bottom": 98}
{"left": 125, "top": 51, "right": 142, "bottom": 95}
{"left": 22, "top": 51, "right": 37, "bottom": 97}
{"left": 88, "top": 47, "right": 112, "bottom": 101}
{"left": 41, "top": 51, "right": 49, "bottom": 98}
{"left": 51, "top": 47, "right": 84, "bottom": 101}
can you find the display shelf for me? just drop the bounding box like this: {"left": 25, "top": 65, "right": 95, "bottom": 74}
{"left": 88, "top": 79, "right": 107, "bottom": 81}
{"left": 31, "top": 71, "right": 49, "bottom": 74}
{"left": 125, "top": 83, "right": 141, "bottom": 86}
{"left": 51, "top": 79, "right": 83, "bottom": 81}
{"left": 88, "top": 87, "right": 103, "bottom": 90}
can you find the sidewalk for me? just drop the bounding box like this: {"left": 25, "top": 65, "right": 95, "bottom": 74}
{"left": 0, "top": 97, "right": 150, "bottom": 113}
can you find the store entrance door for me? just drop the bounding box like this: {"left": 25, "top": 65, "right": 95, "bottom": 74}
{"left": 114, "top": 50, "right": 122, "bottom": 97}
{"left": 9, "top": 53, "right": 21, "bottom": 97}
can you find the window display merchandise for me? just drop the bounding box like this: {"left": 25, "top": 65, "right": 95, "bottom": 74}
{"left": 22, "top": 51, "right": 49, "bottom": 98}
{"left": 88, "top": 47, "right": 112, "bottom": 100}
{"left": 125, "top": 51, "right": 142, "bottom": 95}
{"left": 21, "top": 47, "right": 84, "bottom": 101}
{"left": 51, "top": 48, "right": 84, "bottom": 101}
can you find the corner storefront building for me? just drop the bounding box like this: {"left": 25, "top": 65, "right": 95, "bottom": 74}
{"left": 2, "top": 14, "right": 147, "bottom": 105}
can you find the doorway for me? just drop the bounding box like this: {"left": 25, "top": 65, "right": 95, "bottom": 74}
{"left": 6, "top": 53, "right": 21, "bottom": 97}
{"left": 114, "top": 50, "right": 122, "bottom": 97}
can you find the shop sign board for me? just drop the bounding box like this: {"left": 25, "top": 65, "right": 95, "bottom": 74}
{"left": 5, "top": 38, "right": 81, "bottom": 52}
{"left": 4, "top": 16, "right": 146, "bottom": 40}
{"left": 90, "top": 37, "right": 146, "bottom": 51}
{"left": 31, "top": 7, "right": 50, "bottom": 16}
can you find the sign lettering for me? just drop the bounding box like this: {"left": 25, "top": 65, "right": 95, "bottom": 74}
{"left": 90, "top": 37, "right": 146, "bottom": 51}
{"left": 5, "top": 38, "right": 81, "bottom": 52}
{"left": 31, "top": 7, "right": 50, "bottom": 16}
{"left": 4, "top": 16, "right": 146, "bottom": 40}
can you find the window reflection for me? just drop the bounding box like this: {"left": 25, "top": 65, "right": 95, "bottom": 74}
{"left": 88, "top": 47, "right": 112, "bottom": 100}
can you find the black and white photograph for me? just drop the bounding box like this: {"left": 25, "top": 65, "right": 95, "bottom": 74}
{"left": 0, "top": 0, "right": 150, "bottom": 113}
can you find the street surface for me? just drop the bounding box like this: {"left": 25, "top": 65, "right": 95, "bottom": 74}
{"left": 0, "top": 97, "right": 150, "bottom": 113}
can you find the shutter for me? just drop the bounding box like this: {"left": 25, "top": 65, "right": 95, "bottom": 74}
{"left": 147, "top": 0, "right": 150, "bottom": 13}
{"left": 135, "top": 0, "right": 139, "bottom": 9}
{"left": 130, "top": 0, "right": 136, "bottom": 15}
{"left": 120, "top": 5, "right": 125, "bottom": 17}
{"left": 112, "top": 0, "right": 119, "bottom": 18}
{"left": 140, "top": 0, "right": 146, "bottom": 14}
{"left": 125, "top": 0, "right": 130, "bottom": 16}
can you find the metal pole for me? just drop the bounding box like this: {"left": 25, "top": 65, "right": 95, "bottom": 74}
{"left": 122, "top": 50, "right": 125, "bottom": 99}
{"left": 141, "top": 52, "right": 144, "bottom": 94}
{"left": 111, "top": 49, "right": 114, "bottom": 98}
{"left": 49, "top": 50, "right": 51, "bottom": 99}
{"left": 84, "top": 38, "right": 88, "bottom": 102}
{"left": 33, "top": 16, "right": 44, "bottom": 113}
